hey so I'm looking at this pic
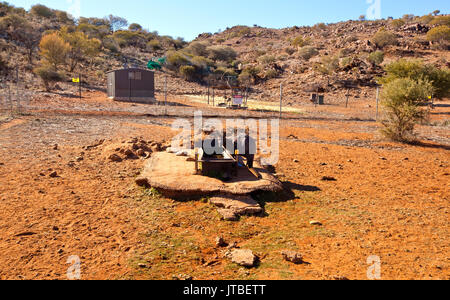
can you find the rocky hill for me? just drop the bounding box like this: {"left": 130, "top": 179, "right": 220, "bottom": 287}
{"left": 0, "top": 2, "right": 448, "bottom": 104}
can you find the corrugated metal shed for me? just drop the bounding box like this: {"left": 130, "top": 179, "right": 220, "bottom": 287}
{"left": 107, "top": 68, "right": 155, "bottom": 104}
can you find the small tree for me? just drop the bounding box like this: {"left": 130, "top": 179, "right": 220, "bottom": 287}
{"left": 60, "top": 28, "right": 100, "bottom": 71}
{"left": 380, "top": 78, "right": 434, "bottom": 142}
{"left": 368, "top": 50, "right": 385, "bottom": 66}
{"left": 359, "top": 15, "right": 366, "bottom": 21}
{"left": 39, "top": 33, "right": 70, "bottom": 71}
{"left": 107, "top": 15, "right": 128, "bottom": 32}
{"left": 380, "top": 59, "right": 450, "bottom": 99}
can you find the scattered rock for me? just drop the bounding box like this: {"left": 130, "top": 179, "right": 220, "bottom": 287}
{"left": 332, "top": 276, "right": 350, "bottom": 281}
{"left": 0, "top": 162, "right": 4, "bottom": 166}
{"left": 109, "top": 154, "right": 123, "bottom": 162}
{"left": 211, "top": 195, "right": 263, "bottom": 222}
{"left": 53, "top": 144, "right": 58, "bottom": 150}
{"left": 136, "top": 149, "right": 146, "bottom": 157}
{"left": 15, "top": 232, "right": 37, "bottom": 237}
{"left": 49, "top": 171, "right": 58, "bottom": 178}
{"left": 310, "top": 220, "right": 323, "bottom": 226}
{"left": 380, "top": 157, "right": 387, "bottom": 161}
{"left": 321, "top": 176, "right": 337, "bottom": 181}
{"left": 75, "top": 157, "right": 84, "bottom": 162}
{"left": 217, "top": 208, "right": 240, "bottom": 221}
{"left": 138, "top": 263, "right": 148, "bottom": 269}
{"left": 215, "top": 237, "right": 228, "bottom": 248}
{"left": 231, "top": 249, "right": 258, "bottom": 268}
{"left": 52, "top": 226, "right": 59, "bottom": 231}
{"left": 293, "top": 159, "right": 299, "bottom": 163}
{"left": 282, "top": 250, "right": 304, "bottom": 264}
{"left": 135, "top": 177, "right": 149, "bottom": 187}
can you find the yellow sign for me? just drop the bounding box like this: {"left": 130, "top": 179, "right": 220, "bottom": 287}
{"left": 72, "top": 78, "right": 80, "bottom": 83}
{"left": 428, "top": 96, "right": 432, "bottom": 99}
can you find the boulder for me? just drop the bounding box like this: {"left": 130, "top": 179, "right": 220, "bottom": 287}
{"left": 231, "top": 249, "right": 258, "bottom": 268}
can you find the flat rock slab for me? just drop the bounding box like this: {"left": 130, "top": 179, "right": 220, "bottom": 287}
{"left": 211, "top": 195, "right": 263, "bottom": 221}
{"left": 137, "top": 152, "right": 283, "bottom": 197}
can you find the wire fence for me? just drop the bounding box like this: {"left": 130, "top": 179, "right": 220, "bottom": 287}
{"left": 0, "top": 83, "right": 32, "bottom": 114}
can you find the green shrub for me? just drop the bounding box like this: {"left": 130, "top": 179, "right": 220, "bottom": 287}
{"left": 340, "top": 56, "right": 353, "bottom": 68}
{"left": 291, "top": 35, "right": 310, "bottom": 47}
{"left": 418, "top": 14, "right": 435, "bottom": 24}
{"left": 147, "top": 39, "right": 162, "bottom": 51}
{"left": 390, "top": 19, "right": 405, "bottom": 29}
{"left": 426, "top": 25, "right": 450, "bottom": 44}
{"left": 258, "top": 55, "right": 276, "bottom": 65}
{"left": 429, "top": 15, "right": 450, "bottom": 26}
{"left": 191, "top": 56, "right": 214, "bottom": 69}
{"left": 185, "top": 41, "right": 208, "bottom": 57}
{"left": 264, "top": 69, "right": 278, "bottom": 79}
{"left": 128, "top": 23, "right": 142, "bottom": 32}
{"left": 179, "top": 65, "right": 197, "bottom": 81}
{"left": 34, "top": 65, "right": 63, "bottom": 91}
{"left": 380, "top": 78, "right": 434, "bottom": 142}
{"left": 30, "top": 4, "right": 55, "bottom": 19}
{"left": 207, "top": 46, "right": 237, "bottom": 62}
{"left": 55, "top": 10, "right": 73, "bottom": 24}
{"left": 102, "top": 36, "right": 119, "bottom": 52}
{"left": 372, "top": 29, "right": 398, "bottom": 48}
{"left": 368, "top": 51, "right": 385, "bottom": 66}
{"left": 380, "top": 59, "right": 450, "bottom": 99}
{"left": 166, "top": 50, "right": 190, "bottom": 70}
{"left": 298, "top": 46, "right": 318, "bottom": 60}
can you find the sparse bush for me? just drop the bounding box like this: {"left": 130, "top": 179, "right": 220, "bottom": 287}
{"left": 179, "top": 65, "right": 197, "bottom": 81}
{"left": 418, "top": 14, "right": 435, "bottom": 24}
{"left": 166, "top": 50, "right": 190, "bottom": 70}
{"left": 39, "top": 33, "right": 70, "bottom": 71}
{"left": 380, "top": 78, "right": 434, "bottom": 142}
{"left": 390, "top": 19, "right": 405, "bottom": 29}
{"left": 147, "top": 39, "right": 162, "bottom": 51}
{"left": 207, "top": 46, "right": 237, "bottom": 62}
{"left": 55, "top": 10, "right": 73, "bottom": 24}
{"left": 291, "top": 35, "right": 310, "bottom": 48}
{"left": 102, "top": 36, "right": 119, "bottom": 52}
{"left": 426, "top": 25, "right": 450, "bottom": 45}
{"left": 191, "top": 56, "right": 213, "bottom": 69}
{"left": 128, "top": 23, "right": 142, "bottom": 32}
{"left": 359, "top": 15, "right": 366, "bottom": 21}
{"left": 284, "top": 47, "right": 296, "bottom": 56}
{"left": 372, "top": 28, "right": 398, "bottom": 48}
{"left": 107, "top": 15, "right": 128, "bottom": 32}
{"left": 340, "top": 56, "right": 353, "bottom": 68}
{"left": 298, "top": 46, "right": 318, "bottom": 60}
{"left": 402, "top": 14, "right": 415, "bottom": 23}
{"left": 429, "top": 15, "right": 450, "bottom": 26}
{"left": 368, "top": 50, "right": 385, "bottom": 66}
{"left": 33, "top": 64, "right": 63, "bottom": 91}
{"left": 313, "top": 23, "right": 327, "bottom": 31}
{"left": 379, "top": 59, "right": 450, "bottom": 99}
{"left": 30, "top": 4, "right": 55, "bottom": 19}
{"left": 264, "top": 69, "right": 278, "bottom": 79}
{"left": 185, "top": 42, "right": 208, "bottom": 57}
{"left": 258, "top": 55, "right": 276, "bottom": 65}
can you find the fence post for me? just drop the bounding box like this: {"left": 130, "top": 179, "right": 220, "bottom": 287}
{"left": 279, "top": 83, "right": 283, "bottom": 119}
{"left": 376, "top": 86, "right": 380, "bottom": 121}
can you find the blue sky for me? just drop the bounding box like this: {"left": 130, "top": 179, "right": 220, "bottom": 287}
{"left": 10, "top": 0, "right": 449, "bottom": 40}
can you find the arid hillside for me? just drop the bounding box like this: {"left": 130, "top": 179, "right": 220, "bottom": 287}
{"left": 0, "top": 3, "right": 449, "bottom": 103}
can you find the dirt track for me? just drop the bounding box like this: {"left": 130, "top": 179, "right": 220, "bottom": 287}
{"left": 0, "top": 92, "right": 448, "bottom": 280}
